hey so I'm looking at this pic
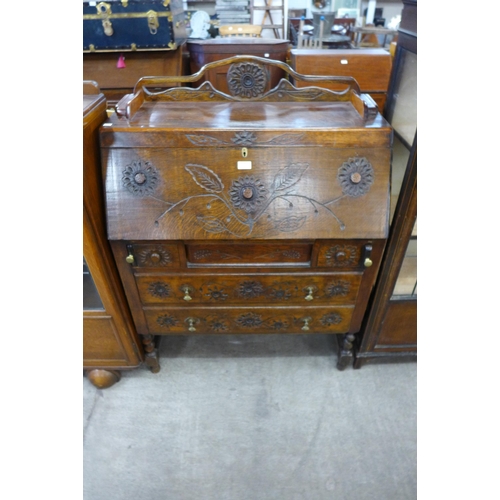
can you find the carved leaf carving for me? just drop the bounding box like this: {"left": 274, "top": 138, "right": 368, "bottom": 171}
{"left": 265, "top": 133, "right": 305, "bottom": 146}
{"left": 186, "top": 135, "right": 225, "bottom": 147}
{"left": 274, "top": 215, "right": 307, "bottom": 232}
{"left": 272, "top": 163, "right": 309, "bottom": 192}
{"left": 197, "top": 215, "right": 229, "bottom": 234}
{"left": 185, "top": 164, "right": 224, "bottom": 192}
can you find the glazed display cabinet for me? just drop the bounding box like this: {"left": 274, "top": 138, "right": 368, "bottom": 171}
{"left": 83, "top": 81, "right": 144, "bottom": 388}
{"left": 354, "top": 0, "right": 417, "bottom": 367}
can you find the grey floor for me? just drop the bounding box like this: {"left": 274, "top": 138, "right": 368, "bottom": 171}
{"left": 83, "top": 334, "right": 417, "bottom": 500}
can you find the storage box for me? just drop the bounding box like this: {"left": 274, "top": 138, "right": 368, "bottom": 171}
{"left": 290, "top": 48, "right": 392, "bottom": 110}
{"left": 83, "top": 0, "right": 187, "bottom": 52}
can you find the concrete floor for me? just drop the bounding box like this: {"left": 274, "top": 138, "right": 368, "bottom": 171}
{"left": 83, "top": 334, "right": 417, "bottom": 500}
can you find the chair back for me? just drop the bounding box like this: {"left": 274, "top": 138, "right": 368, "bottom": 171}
{"left": 219, "top": 24, "right": 262, "bottom": 37}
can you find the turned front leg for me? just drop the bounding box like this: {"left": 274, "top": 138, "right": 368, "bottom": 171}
{"left": 141, "top": 334, "right": 161, "bottom": 373}
{"left": 336, "top": 333, "right": 356, "bottom": 370}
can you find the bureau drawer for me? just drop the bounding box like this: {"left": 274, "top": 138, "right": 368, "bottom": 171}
{"left": 136, "top": 272, "right": 362, "bottom": 305}
{"left": 186, "top": 241, "right": 312, "bottom": 267}
{"left": 316, "top": 241, "right": 371, "bottom": 269}
{"left": 144, "top": 306, "right": 354, "bottom": 334}
{"left": 126, "top": 243, "right": 183, "bottom": 268}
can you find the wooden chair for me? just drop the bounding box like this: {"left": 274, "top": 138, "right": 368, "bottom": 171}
{"left": 219, "top": 24, "right": 262, "bottom": 37}
{"left": 296, "top": 17, "right": 324, "bottom": 49}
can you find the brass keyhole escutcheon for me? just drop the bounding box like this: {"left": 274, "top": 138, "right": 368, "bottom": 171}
{"left": 305, "top": 287, "right": 314, "bottom": 301}
{"left": 242, "top": 147, "right": 248, "bottom": 158}
{"left": 147, "top": 10, "right": 159, "bottom": 35}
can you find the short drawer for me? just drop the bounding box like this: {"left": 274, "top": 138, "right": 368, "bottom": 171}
{"left": 144, "top": 306, "right": 354, "bottom": 334}
{"left": 135, "top": 272, "right": 362, "bottom": 306}
{"left": 126, "top": 243, "right": 183, "bottom": 268}
{"left": 186, "top": 241, "right": 312, "bottom": 267}
{"left": 316, "top": 241, "right": 372, "bottom": 269}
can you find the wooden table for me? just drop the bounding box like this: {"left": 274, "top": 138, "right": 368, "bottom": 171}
{"left": 351, "top": 27, "right": 398, "bottom": 47}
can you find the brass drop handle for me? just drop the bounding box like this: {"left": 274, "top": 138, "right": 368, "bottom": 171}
{"left": 363, "top": 243, "right": 373, "bottom": 268}
{"left": 186, "top": 317, "right": 197, "bottom": 332}
{"left": 125, "top": 245, "right": 135, "bottom": 265}
{"left": 305, "top": 287, "right": 314, "bottom": 301}
{"left": 182, "top": 286, "right": 193, "bottom": 301}
{"left": 302, "top": 317, "right": 312, "bottom": 331}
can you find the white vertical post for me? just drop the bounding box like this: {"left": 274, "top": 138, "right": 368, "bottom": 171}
{"left": 366, "top": 0, "right": 376, "bottom": 25}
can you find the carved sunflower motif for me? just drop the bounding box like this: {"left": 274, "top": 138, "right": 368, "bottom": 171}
{"left": 325, "top": 245, "right": 359, "bottom": 267}
{"left": 205, "top": 286, "right": 229, "bottom": 302}
{"left": 229, "top": 176, "right": 267, "bottom": 214}
{"left": 138, "top": 248, "right": 172, "bottom": 267}
{"left": 148, "top": 281, "right": 171, "bottom": 298}
{"left": 237, "top": 280, "right": 265, "bottom": 299}
{"left": 325, "top": 281, "right": 350, "bottom": 297}
{"left": 267, "top": 286, "right": 292, "bottom": 301}
{"left": 321, "top": 312, "right": 342, "bottom": 327}
{"left": 209, "top": 319, "right": 229, "bottom": 332}
{"left": 236, "top": 313, "right": 264, "bottom": 328}
{"left": 122, "top": 161, "right": 159, "bottom": 196}
{"left": 227, "top": 62, "right": 267, "bottom": 98}
{"left": 157, "top": 314, "right": 179, "bottom": 329}
{"left": 231, "top": 131, "right": 257, "bottom": 146}
{"left": 270, "top": 320, "right": 289, "bottom": 331}
{"left": 338, "top": 157, "right": 374, "bottom": 197}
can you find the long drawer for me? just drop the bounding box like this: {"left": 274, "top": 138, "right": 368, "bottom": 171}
{"left": 144, "top": 306, "right": 354, "bottom": 334}
{"left": 135, "top": 271, "right": 362, "bottom": 306}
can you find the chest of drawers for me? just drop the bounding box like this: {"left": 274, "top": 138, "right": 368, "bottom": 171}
{"left": 101, "top": 56, "right": 392, "bottom": 371}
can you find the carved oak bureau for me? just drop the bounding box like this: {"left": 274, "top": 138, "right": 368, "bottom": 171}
{"left": 101, "top": 56, "right": 392, "bottom": 371}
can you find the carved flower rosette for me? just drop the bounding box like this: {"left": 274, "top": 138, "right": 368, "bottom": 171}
{"left": 122, "top": 161, "right": 159, "bottom": 196}
{"left": 227, "top": 62, "right": 268, "bottom": 98}
{"left": 337, "top": 158, "right": 374, "bottom": 197}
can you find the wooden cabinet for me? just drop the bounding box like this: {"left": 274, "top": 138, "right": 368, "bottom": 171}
{"left": 101, "top": 57, "right": 392, "bottom": 371}
{"left": 290, "top": 48, "right": 393, "bottom": 110}
{"left": 354, "top": 0, "right": 417, "bottom": 368}
{"left": 83, "top": 46, "right": 187, "bottom": 107}
{"left": 83, "top": 81, "right": 143, "bottom": 388}
{"left": 186, "top": 38, "right": 289, "bottom": 95}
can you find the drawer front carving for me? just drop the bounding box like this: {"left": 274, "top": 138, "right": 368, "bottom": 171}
{"left": 316, "top": 241, "right": 371, "bottom": 269}
{"left": 126, "top": 243, "right": 182, "bottom": 268}
{"left": 104, "top": 147, "right": 390, "bottom": 241}
{"left": 144, "top": 306, "right": 354, "bottom": 334}
{"left": 186, "top": 242, "right": 312, "bottom": 267}
{"left": 136, "top": 273, "right": 362, "bottom": 305}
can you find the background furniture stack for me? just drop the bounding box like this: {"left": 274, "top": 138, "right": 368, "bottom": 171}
{"left": 249, "top": 0, "right": 284, "bottom": 38}
{"left": 215, "top": 0, "right": 251, "bottom": 25}
{"left": 83, "top": 0, "right": 188, "bottom": 107}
